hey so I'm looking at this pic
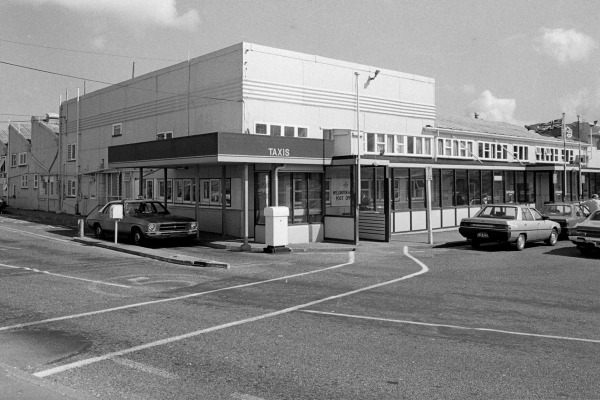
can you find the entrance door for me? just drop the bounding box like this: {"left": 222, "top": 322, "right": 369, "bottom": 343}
{"left": 359, "top": 166, "right": 390, "bottom": 241}
{"left": 535, "top": 172, "right": 551, "bottom": 210}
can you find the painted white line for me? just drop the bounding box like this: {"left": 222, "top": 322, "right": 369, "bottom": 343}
{"left": 231, "top": 392, "right": 266, "bottom": 400}
{"left": 0, "top": 252, "right": 356, "bottom": 332}
{"left": 0, "top": 226, "right": 72, "bottom": 244}
{"left": 0, "top": 245, "right": 22, "bottom": 250}
{"left": 299, "top": 310, "right": 600, "bottom": 344}
{"left": 112, "top": 357, "right": 177, "bottom": 379}
{"left": 0, "top": 263, "right": 131, "bottom": 288}
{"left": 33, "top": 247, "right": 427, "bottom": 378}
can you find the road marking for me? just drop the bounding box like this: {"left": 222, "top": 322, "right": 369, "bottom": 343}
{"left": 0, "top": 252, "right": 357, "bottom": 333}
{"left": 0, "top": 245, "right": 22, "bottom": 250}
{"left": 112, "top": 357, "right": 177, "bottom": 379}
{"left": 231, "top": 393, "right": 266, "bottom": 400}
{"left": 0, "top": 263, "right": 131, "bottom": 288}
{"left": 33, "top": 247, "right": 428, "bottom": 378}
{"left": 299, "top": 310, "right": 600, "bottom": 344}
{"left": 0, "top": 226, "right": 72, "bottom": 244}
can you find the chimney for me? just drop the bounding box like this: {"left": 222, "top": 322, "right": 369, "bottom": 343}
{"left": 474, "top": 112, "right": 479, "bottom": 119}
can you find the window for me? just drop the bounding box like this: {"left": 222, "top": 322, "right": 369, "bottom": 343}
{"left": 20, "top": 175, "right": 28, "bottom": 188}
{"left": 33, "top": 174, "right": 38, "bottom": 189}
{"left": 441, "top": 170, "right": 455, "bottom": 206}
{"left": 18, "top": 152, "right": 27, "bottom": 166}
{"left": 376, "top": 134, "right": 386, "bottom": 153}
{"left": 156, "top": 131, "right": 173, "bottom": 140}
{"left": 11, "top": 153, "right": 17, "bottom": 167}
{"left": 284, "top": 126, "right": 295, "bottom": 137}
{"left": 255, "top": 123, "right": 268, "bottom": 135}
{"left": 396, "top": 136, "right": 405, "bottom": 154}
{"left": 67, "top": 179, "right": 77, "bottom": 197}
{"left": 514, "top": 145, "right": 529, "bottom": 161}
{"left": 270, "top": 124, "right": 281, "bottom": 136}
{"left": 410, "top": 168, "right": 425, "bottom": 209}
{"left": 325, "top": 166, "right": 352, "bottom": 216}
{"left": 278, "top": 172, "right": 323, "bottom": 224}
{"left": 144, "top": 179, "right": 154, "bottom": 199}
{"left": 49, "top": 176, "right": 56, "bottom": 196}
{"left": 367, "top": 133, "right": 376, "bottom": 153}
{"left": 67, "top": 143, "right": 76, "bottom": 161}
{"left": 112, "top": 123, "right": 122, "bottom": 137}
{"left": 298, "top": 127, "right": 308, "bottom": 138}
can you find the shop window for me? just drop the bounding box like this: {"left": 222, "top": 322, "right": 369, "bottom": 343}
{"left": 468, "top": 170, "right": 481, "bottom": 205}
{"left": 481, "top": 170, "right": 493, "bottom": 204}
{"left": 393, "top": 168, "right": 409, "bottom": 210}
{"left": 456, "top": 170, "right": 468, "bottom": 205}
{"left": 144, "top": 179, "right": 153, "bottom": 199}
{"left": 410, "top": 168, "right": 425, "bottom": 209}
{"left": 441, "top": 170, "right": 455, "bottom": 206}
{"left": 325, "top": 166, "right": 352, "bottom": 216}
{"left": 278, "top": 173, "right": 323, "bottom": 224}
{"left": 255, "top": 172, "right": 270, "bottom": 224}
{"left": 431, "top": 169, "right": 441, "bottom": 207}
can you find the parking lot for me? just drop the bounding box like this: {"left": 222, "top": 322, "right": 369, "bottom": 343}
{"left": 1, "top": 213, "right": 600, "bottom": 399}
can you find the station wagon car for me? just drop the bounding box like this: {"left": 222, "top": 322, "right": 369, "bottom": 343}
{"left": 540, "top": 202, "right": 589, "bottom": 237}
{"left": 86, "top": 199, "right": 198, "bottom": 246}
{"left": 459, "top": 204, "right": 560, "bottom": 250}
{"left": 569, "top": 210, "right": 600, "bottom": 256}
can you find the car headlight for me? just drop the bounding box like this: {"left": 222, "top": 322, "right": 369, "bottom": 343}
{"left": 190, "top": 222, "right": 198, "bottom": 230}
{"left": 147, "top": 223, "right": 157, "bottom": 232}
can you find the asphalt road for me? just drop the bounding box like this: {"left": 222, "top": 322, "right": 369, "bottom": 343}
{"left": 1, "top": 215, "right": 599, "bottom": 399}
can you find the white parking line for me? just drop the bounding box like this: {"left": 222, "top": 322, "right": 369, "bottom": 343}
{"left": 299, "top": 310, "right": 600, "bottom": 344}
{"left": 33, "top": 247, "right": 428, "bottom": 378}
{"left": 112, "top": 357, "right": 178, "bottom": 379}
{"left": 0, "top": 263, "right": 131, "bottom": 288}
{"left": 0, "top": 252, "right": 357, "bottom": 333}
{"left": 0, "top": 226, "right": 73, "bottom": 244}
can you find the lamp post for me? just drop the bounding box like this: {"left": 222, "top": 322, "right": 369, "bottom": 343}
{"left": 578, "top": 115, "right": 582, "bottom": 199}
{"left": 354, "top": 72, "right": 361, "bottom": 245}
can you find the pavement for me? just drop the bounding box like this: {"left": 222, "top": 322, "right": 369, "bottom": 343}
{"left": 0, "top": 207, "right": 467, "bottom": 398}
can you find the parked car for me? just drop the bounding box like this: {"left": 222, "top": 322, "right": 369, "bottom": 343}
{"left": 569, "top": 210, "right": 600, "bottom": 256}
{"left": 539, "top": 202, "right": 589, "bottom": 237}
{"left": 86, "top": 199, "right": 198, "bottom": 246}
{"left": 459, "top": 203, "right": 560, "bottom": 251}
{"left": 0, "top": 196, "right": 7, "bottom": 213}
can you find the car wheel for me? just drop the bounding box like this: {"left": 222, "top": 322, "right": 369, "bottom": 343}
{"left": 132, "top": 228, "right": 145, "bottom": 246}
{"left": 94, "top": 224, "right": 105, "bottom": 239}
{"left": 545, "top": 229, "right": 558, "bottom": 246}
{"left": 579, "top": 246, "right": 593, "bottom": 257}
{"left": 470, "top": 240, "right": 481, "bottom": 249}
{"left": 515, "top": 234, "right": 526, "bottom": 251}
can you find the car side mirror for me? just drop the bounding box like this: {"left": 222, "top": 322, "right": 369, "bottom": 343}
{"left": 541, "top": 215, "right": 549, "bottom": 220}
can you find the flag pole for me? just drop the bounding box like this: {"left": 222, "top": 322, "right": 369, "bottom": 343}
{"left": 562, "top": 113, "right": 566, "bottom": 202}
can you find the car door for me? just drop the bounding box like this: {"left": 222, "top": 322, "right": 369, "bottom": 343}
{"left": 529, "top": 207, "right": 548, "bottom": 240}
{"left": 520, "top": 208, "right": 538, "bottom": 240}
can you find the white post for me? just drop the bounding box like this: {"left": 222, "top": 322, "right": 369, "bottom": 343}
{"left": 114, "top": 220, "right": 119, "bottom": 244}
{"left": 426, "top": 166, "right": 433, "bottom": 244}
{"left": 355, "top": 72, "right": 361, "bottom": 246}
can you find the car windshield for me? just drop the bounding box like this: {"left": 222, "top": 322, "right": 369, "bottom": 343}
{"left": 127, "top": 201, "right": 169, "bottom": 215}
{"left": 475, "top": 205, "right": 517, "bottom": 220}
{"left": 589, "top": 211, "right": 600, "bottom": 221}
{"left": 540, "top": 204, "right": 571, "bottom": 216}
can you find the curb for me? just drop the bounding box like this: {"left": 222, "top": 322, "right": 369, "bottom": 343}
{"left": 72, "top": 237, "right": 230, "bottom": 268}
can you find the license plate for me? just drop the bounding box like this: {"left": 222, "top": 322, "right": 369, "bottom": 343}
{"left": 477, "top": 232, "right": 489, "bottom": 238}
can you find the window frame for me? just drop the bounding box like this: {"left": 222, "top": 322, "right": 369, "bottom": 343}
{"left": 112, "top": 123, "right": 123, "bottom": 137}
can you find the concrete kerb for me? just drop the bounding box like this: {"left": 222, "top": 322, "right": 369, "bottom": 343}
{"left": 72, "top": 237, "right": 230, "bottom": 268}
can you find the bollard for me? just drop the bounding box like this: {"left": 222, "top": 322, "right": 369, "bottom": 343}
{"left": 78, "top": 219, "right": 84, "bottom": 238}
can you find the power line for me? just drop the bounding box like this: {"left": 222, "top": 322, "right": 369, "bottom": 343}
{"left": 0, "top": 38, "right": 181, "bottom": 62}
{"left": 0, "top": 58, "right": 242, "bottom": 104}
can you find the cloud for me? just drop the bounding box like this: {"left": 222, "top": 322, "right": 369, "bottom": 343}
{"left": 536, "top": 28, "right": 596, "bottom": 64}
{"left": 461, "top": 83, "right": 476, "bottom": 95}
{"left": 468, "top": 90, "right": 517, "bottom": 123}
{"left": 20, "top": 0, "right": 200, "bottom": 31}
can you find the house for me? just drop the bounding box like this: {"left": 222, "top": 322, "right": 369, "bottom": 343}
{"left": 6, "top": 42, "right": 600, "bottom": 244}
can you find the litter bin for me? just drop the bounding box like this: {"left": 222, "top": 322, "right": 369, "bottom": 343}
{"left": 264, "top": 206, "right": 290, "bottom": 253}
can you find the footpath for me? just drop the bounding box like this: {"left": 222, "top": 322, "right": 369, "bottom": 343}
{"left": 0, "top": 207, "right": 466, "bottom": 399}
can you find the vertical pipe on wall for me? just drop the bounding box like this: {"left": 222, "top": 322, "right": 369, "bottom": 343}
{"left": 163, "top": 168, "right": 168, "bottom": 209}
{"left": 195, "top": 166, "right": 200, "bottom": 237}
{"left": 241, "top": 164, "right": 250, "bottom": 251}
{"left": 139, "top": 167, "right": 143, "bottom": 198}
{"left": 354, "top": 72, "right": 361, "bottom": 246}
{"left": 221, "top": 165, "right": 226, "bottom": 236}
{"left": 76, "top": 88, "right": 80, "bottom": 214}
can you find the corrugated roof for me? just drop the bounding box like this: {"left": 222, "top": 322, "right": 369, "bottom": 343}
{"left": 434, "top": 114, "right": 541, "bottom": 140}
{"left": 11, "top": 123, "right": 32, "bottom": 141}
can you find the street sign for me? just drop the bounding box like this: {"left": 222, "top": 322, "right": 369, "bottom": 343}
{"left": 426, "top": 166, "right": 433, "bottom": 181}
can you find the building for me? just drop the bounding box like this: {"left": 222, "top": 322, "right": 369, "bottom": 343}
{"left": 5, "top": 42, "right": 600, "bottom": 244}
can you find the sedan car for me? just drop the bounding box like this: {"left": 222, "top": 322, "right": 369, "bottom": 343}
{"left": 540, "top": 202, "right": 589, "bottom": 237}
{"left": 459, "top": 203, "right": 560, "bottom": 251}
{"left": 569, "top": 211, "right": 600, "bottom": 256}
{"left": 86, "top": 199, "right": 198, "bottom": 246}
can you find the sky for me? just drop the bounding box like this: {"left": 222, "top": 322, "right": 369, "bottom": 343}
{"left": 1, "top": 0, "right": 600, "bottom": 132}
